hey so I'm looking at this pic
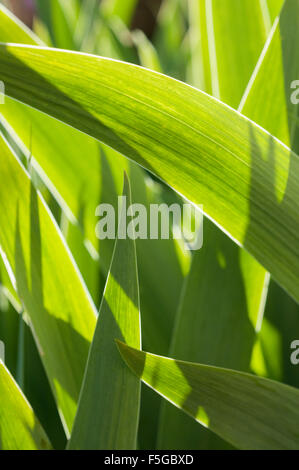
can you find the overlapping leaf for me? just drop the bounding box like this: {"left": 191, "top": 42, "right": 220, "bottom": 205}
{"left": 0, "top": 6, "right": 185, "bottom": 354}
{"left": 0, "top": 44, "right": 298, "bottom": 303}
{"left": 0, "top": 133, "right": 97, "bottom": 435}
{"left": 241, "top": 0, "right": 299, "bottom": 153}
{"left": 158, "top": 0, "right": 270, "bottom": 450}
{"left": 118, "top": 342, "right": 299, "bottom": 450}
{"left": 69, "top": 175, "right": 141, "bottom": 450}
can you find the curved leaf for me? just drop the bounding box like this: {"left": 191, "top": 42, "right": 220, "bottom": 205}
{"left": 0, "top": 45, "right": 298, "bottom": 303}
{"left": 118, "top": 342, "right": 299, "bottom": 450}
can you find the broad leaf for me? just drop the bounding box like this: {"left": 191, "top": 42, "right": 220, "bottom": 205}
{"left": 0, "top": 45, "right": 298, "bottom": 303}
{"left": 118, "top": 342, "right": 299, "bottom": 450}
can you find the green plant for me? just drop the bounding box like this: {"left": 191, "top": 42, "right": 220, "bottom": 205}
{"left": 0, "top": 0, "right": 298, "bottom": 450}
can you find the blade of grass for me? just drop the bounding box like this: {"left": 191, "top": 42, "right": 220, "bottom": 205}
{"left": 0, "top": 7, "right": 186, "bottom": 357}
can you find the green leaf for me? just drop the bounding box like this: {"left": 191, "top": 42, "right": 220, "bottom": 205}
{"left": 241, "top": 0, "right": 299, "bottom": 154}
{"left": 118, "top": 342, "right": 299, "bottom": 450}
{"left": 1, "top": 270, "right": 66, "bottom": 449}
{"left": 68, "top": 174, "right": 141, "bottom": 450}
{"left": 188, "top": 0, "right": 268, "bottom": 108}
{"left": 0, "top": 45, "right": 298, "bottom": 304}
{"left": 49, "top": 0, "right": 77, "bottom": 51}
{"left": 0, "top": 3, "right": 42, "bottom": 46}
{"left": 60, "top": 213, "right": 102, "bottom": 306}
{"left": 0, "top": 133, "right": 97, "bottom": 435}
{"left": 0, "top": 360, "right": 51, "bottom": 450}
{"left": 158, "top": 220, "right": 268, "bottom": 449}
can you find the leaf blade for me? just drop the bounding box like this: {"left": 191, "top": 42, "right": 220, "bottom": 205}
{"left": 118, "top": 342, "right": 299, "bottom": 450}
{"left": 0, "top": 360, "right": 51, "bottom": 450}
{"left": 0, "top": 133, "right": 97, "bottom": 435}
{"left": 68, "top": 174, "right": 141, "bottom": 450}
